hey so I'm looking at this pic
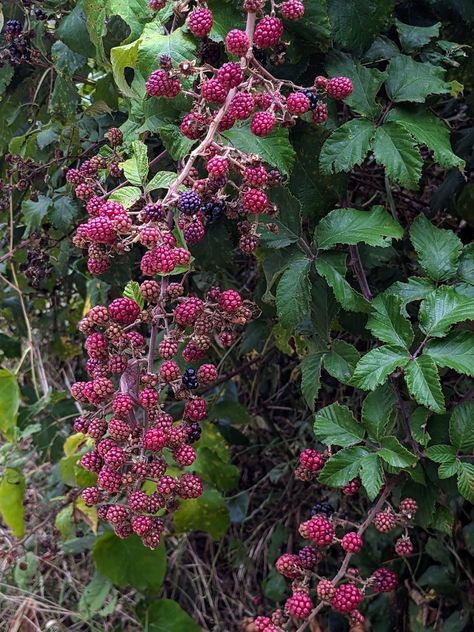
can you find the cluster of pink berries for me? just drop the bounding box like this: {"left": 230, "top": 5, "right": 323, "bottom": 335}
{"left": 374, "top": 498, "right": 418, "bottom": 557}
{"left": 71, "top": 286, "right": 253, "bottom": 548}
{"left": 252, "top": 497, "right": 417, "bottom": 627}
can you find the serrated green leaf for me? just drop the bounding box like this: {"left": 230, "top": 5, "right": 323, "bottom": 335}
{"left": 121, "top": 140, "right": 148, "bottom": 186}
{"left": 146, "top": 171, "right": 177, "bottom": 192}
{"left": 275, "top": 257, "right": 311, "bottom": 328}
{"left": 410, "top": 407, "right": 431, "bottom": 447}
{"left": 404, "top": 355, "right": 445, "bottom": 413}
{"left": 419, "top": 286, "right": 474, "bottom": 337}
{"left": 319, "top": 119, "right": 374, "bottom": 175}
{"left": 325, "top": 51, "right": 386, "bottom": 118}
{"left": 50, "top": 196, "right": 79, "bottom": 231}
{"left": 123, "top": 281, "right": 144, "bottom": 310}
{"left": 324, "top": 340, "right": 359, "bottom": 384}
{"left": 315, "top": 205, "right": 403, "bottom": 249}
{"left": 432, "top": 505, "right": 455, "bottom": 535}
{"left": 362, "top": 383, "right": 396, "bottom": 441}
{"left": 138, "top": 25, "right": 196, "bottom": 76}
{"left": 379, "top": 436, "right": 417, "bottom": 467}
{"left": 386, "top": 108, "right": 464, "bottom": 170}
{"left": 223, "top": 124, "right": 296, "bottom": 176}
{"left": 438, "top": 460, "right": 460, "bottom": 480}
{"left": 260, "top": 187, "right": 301, "bottom": 249}
{"left": 21, "top": 195, "right": 51, "bottom": 236}
{"left": 192, "top": 447, "right": 239, "bottom": 493}
{"left": 410, "top": 214, "right": 463, "bottom": 282}
{"left": 328, "top": 0, "right": 394, "bottom": 53}
{"left": 449, "top": 401, "right": 474, "bottom": 452}
{"left": 93, "top": 533, "right": 166, "bottom": 589}
{"left": 0, "top": 468, "right": 25, "bottom": 537}
{"left": 314, "top": 403, "right": 365, "bottom": 447}
{"left": 318, "top": 446, "right": 369, "bottom": 487}
{"left": 351, "top": 345, "right": 409, "bottom": 391}
{"left": 360, "top": 453, "right": 384, "bottom": 500}
{"left": 388, "top": 277, "right": 436, "bottom": 313}
{"left": 173, "top": 487, "right": 229, "bottom": 539}
{"left": 315, "top": 253, "right": 371, "bottom": 313}
{"left": 367, "top": 293, "right": 414, "bottom": 348}
{"left": 110, "top": 39, "right": 141, "bottom": 98}
{"left": 0, "top": 369, "right": 20, "bottom": 441}
{"left": 372, "top": 122, "right": 423, "bottom": 189}
{"left": 79, "top": 572, "right": 114, "bottom": 620}
{"left": 425, "top": 444, "right": 457, "bottom": 463}
{"left": 425, "top": 331, "right": 474, "bottom": 377}
{"left": 457, "top": 462, "right": 474, "bottom": 503}
{"left": 396, "top": 20, "right": 441, "bottom": 53}
{"left": 82, "top": 0, "right": 108, "bottom": 66}
{"left": 458, "top": 243, "right": 474, "bottom": 285}
{"left": 385, "top": 55, "right": 450, "bottom": 102}
{"left": 301, "top": 349, "right": 326, "bottom": 411}
{"left": 109, "top": 186, "right": 142, "bottom": 208}
{"left": 157, "top": 123, "right": 195, "bottom": 160}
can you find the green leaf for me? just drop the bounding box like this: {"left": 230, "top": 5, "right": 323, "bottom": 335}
{"left": 315, "top": 205, "right": 403, "bottom": 250}
{"left": 21, "top": 195, "right": 51, "bottom": 236}
{"left": 372, "top": 122, "right": 423, "bottom": 189}
{"left": 49, "top": 75, "right": 79, "bottom": 123}
{"left": 82, "top": 0, "right": 108, "bottom": 66}
{"left": 146, "top": 599, "right": 202, "bottom": 632}
{"left": 146, "top": 171, "right": 177, "bottom": 192}
{"left": 450, "top": 401, "right": 474, "bottom": 452}
{"left": 404, "top": 355, "right": 445, "bottom": 413}
{"left": 351, "top": 345, "right": 410, "bottom": 391}
{"left": 0, "top": 65, "right": 14, "bottom": 97}
{"left": 385, "top": 55, "right": 450, "bottom": 102}
{"left": 109, "top": 186, "right": 142, "bottom": 208}
{"left": 275, "top": 257, "right": 311, "bottom": 328}
{"left": 458, "top": 243, "right": 474, "bottom": 285}
{"left": 367, "top": 293, "right": 414, "bottom": 348}
{"left": 379, "top": 436, "right": 417, "bottom": 467}
{"left": 110, "top": 39, "right": 141, "bottom": 98}
{"left": 121, "top": 140, "right": 148, "bottom": 186}
{"left": 328, "top": 0, "right": 394, "bottom": 53}
{"left": 0, "top": 468, "right": 25, "bottom": 537}
{"left": 315, "top": 253, "right": 371, "bottom": 313}
{"left": 260, "top": 187, "right": 302, "bottom": 249}
{"left": 318, "top": 446, "right": 369, "bottom": 487}
{"left": 51, "top": 41, "right": 87, "bottom": 75}
{"left": 425, "top": 444, "right": 457, "bottom": 463}
{"left": 410, "top": 214, "right": 463, "bottom": 282}
{"left": 360, "top": 453, "right": 384, "bottom": 500}
{"left": 396, "top": 20, "right": 441, "bottom": 53}
{"left": 79, "top": 572, "right": 114, "bottom": 620}
{"left": 300, "top": 349, "right": 326, "bottom": 411}
{"left": 107, "top": 0, "right": 151, "bottom": 42}
{"left": 410, "top": 407, "right": 431, "bottom": 447}
{"left": 389, "top": 277, "right": 436, "bottom": 312}
{"left": 173, "top": 487, "right": 230, "bottom": 539}
{"left": 0, "top": 369, "right": 20, "bottom": 441}
{"left": 50, "top": 196, "right": 79, "bottom": 231}
{"left": 425, "top": 331, "right": 474, "bottom": 377}
{"left": 192, "top": 448, "right": 240, "bottom": 493}
{"left": 283, "top": 0, "right": 331, "bottom": 49}
{"left": 223, "top": 124, "right": 296, "bottom": 177}
{"left": 419, "top": 286, "right": 474, "bottom": 338}
{"left": 319, "top": 119, "right": 374, "bottom": 175}
{"left": 138, "top": 25, "right": 196, "bottom": 77}
{"left": 362, "top": 383, "right": 396, "bottom": 441}
{"left": 386, "top": 108, "right": 464, "bottom": 170}
{"left": 123, "top": 280, "right": 144, "bottom": 310}
{"left": 438, "top": 460, "right": 460, "bottom": 480}
{"left": 93, "top": 533, "right": 166, "bottom": 590}
{"left": 324, "top": 340, "right": 359, "bottom": 384}
{"left": 157, "top": 123, "right": 195, "bottom": 161}
{"left": 313, "top": 402, "right": 365, "bottom": 447}
{"left": 457, "top": 462, "right": 474, "bottom": 503}
{"left": 325, "top": 51, "right": 386, "bottom": 118}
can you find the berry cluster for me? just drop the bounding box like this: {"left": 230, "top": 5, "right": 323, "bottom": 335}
{"left": 71, "top": 286, "right": 253, "bottom": 548}
{"left": 252, "top": 496, "right": 417, "bottom": 627}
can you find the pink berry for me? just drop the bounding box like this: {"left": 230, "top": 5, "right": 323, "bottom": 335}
{"left": 399, "top": 497, "right": 418, "bottom": 519}
{"left": 285, "top": 591, "right": 313, "bottom": 619}
{"left": 109, "top": 298, "right": 140, "bottom": 325}
{"left": 371, "top": 567, "right": 398, "bottom": 593}
{"left": 219, "top": 289, "right": 242, "bottom": 313}
{"left": 326, "top": 76, "right": 353, "bottom": 100}
{"left": 281, "top": 0, "right": 305, "bottom": 20}
{"left": 243, "top": 188, "right": 269, "bottom": 214}
{"left": 217, "top": 62, "right": 244, "bottom": 89}
{"left": 201, "top": 78, "right": 228, "bottom": 104}
{"left": 254, "top": 16, "right": 283, "bottom": 49}
{"left": 299, "top": 448, "right": 324, "bottom": 472}
{"left": 207, "top": 156, "right": 229, "bottom": 177}
{"left": 301, "top": 515, "right": 334, "bottom": 546}
{"left": 287, "top": 92, "right": 310, "bottom": 115}
{"left": 331, "top": 583, "right": 363, "bottom": 613}
{"left": 316, "top": 578, "right": 335, "bottom": 601}
{"left": 188, "top": 7, "right": 213, "bottom": 37}
{"left": 197, "top": 363, "right": 218, "bottom": 384}
{"left": 229, "top": 92, "right": 255, "bottom": 120}
{"left": 275, "top": 553, "right": 303, "bottom": 579}
{"left": 178, "top": 472, "right": 203, "bottom": 499}
{"left": 225, "top": 29, "right": 250, "bottom": 57}
{"left": 311, "top": 101, "right": 328, "bottom": 124}
{"left": 341, "top": 532, "right": 363, "bottom": 553}
{"left": 250, "top": 111, "right": 276, "bottom": 137}
{"left": 143, "top": 427, "right": 167, "bottom": 451}
{"left": 374, "top": 510, "right": 397, "bottom": 533}
{"left": 395, "top": 536, "right": 414, "bottom": 556}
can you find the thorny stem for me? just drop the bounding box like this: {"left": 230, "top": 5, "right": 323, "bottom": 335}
{"left": 296, "top": 478, "right": 398, "bottom": 632}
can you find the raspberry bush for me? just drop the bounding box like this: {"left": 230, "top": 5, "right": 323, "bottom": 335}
{"left": 0, "top": 1, "right": 473, "bottom": 630}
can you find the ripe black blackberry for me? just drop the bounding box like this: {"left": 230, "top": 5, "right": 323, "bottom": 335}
{"left": 197, "top": 39, "right": 223, "bottom": 66}
{"left": 34, "top": 8, "right": 48, "bottom": 20}
{"left": 5, "top": 20, "right": 22, "bottom": 40}
{"left": 141, "top": 202, "right": 164, "bottom": 221}
{"left": 310, "top": 502, "right": 334, "bottom": 518}
{"left": 187, "top": 422, "right": 202, "bottom": 443}
{"left": 252, "top": 46, "right": 267, "bottom": 66}
{"left": 178, "top": 190, "right": 202, "bottom": 215}
{"left": 182, "top": 368, "right": 199, "bottom": 390}
{"left": 202, "top": 200, "right": 226, "bottom": 222}
{"left": 303, "top": 90, "right": 319, "bottom": 111}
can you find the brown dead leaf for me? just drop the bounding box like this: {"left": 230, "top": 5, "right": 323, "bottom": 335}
{"left": 8, "top": 598, "right": 40, "bottom": 632}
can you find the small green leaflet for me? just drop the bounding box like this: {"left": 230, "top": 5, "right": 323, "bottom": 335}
{"left": 410, "top": 214, "right": 463, "bottom": 282}
{"left": 313, "top": 403, "right": 365, "bottom": 447}
{"left": 372, "top": 122, "right": 423, "bottom": 189}
{"left": 318, "top": 446, "right": 369, "bottom": 487}
{"left": 300, "top": 349, "right": 326, "bottom": 411}
{"left": 449, "top": 401, "right": 474, "bottom": 452}
{"left": 366, "top": 293, "right": 414, "bottom": 349}
{"left": 361, "top": 383, "right": 396, "bottom": 441}
{"left": 123, "top": 281, "right": 144, "bottom": 310}
{"left": 404, "top": 355, "right": 445, "bottom": 413}
{"left": 314, "top": 206, "right": 403, "bottom": 249}
{"left": 351, "top": 346, "right": 410, "bottom": 391}
{"left": 146, "top": 171, "right": 177, "bottom": 192}
{"left": 121, "top": 140, "right": 149, "bottom": 186}
{"left": 319, "top": 118, "right": 374, "bottom": 175}
{"left": 425, "top": 330, "right": 474, "bottom": 377}
{"left": 315, "top": 253, "right": 370, "bottom": 313}
{"left": 457, "top": 463, "right": 474, "bottom": 504}
{"left": 360, "top": 453, "right": 384, "bottom": 500}
{"left": 323, "top": 340, "right": 359, "bottom": 384}
{"left": 0, "top": 468, "right": 25, "bottom": 537}
{"left": 275, "top": 257, "right": 311, "bottom": 328}
{"left": 419, "top": 286, "right": 474, "bottom": 337}
{"left": 109, "top": 186, "right": 142, "bottom": 208}
{"left": 425, "top": 444, "right": 457, "bottom": 463}
{"left": 378, "top": 436, "right": 417, "bottom": 467}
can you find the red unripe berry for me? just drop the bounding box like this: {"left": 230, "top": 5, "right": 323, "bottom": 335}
{"left": 298, "top": 545, "right": 320, "bottom": 569}
{"left": 281, "top": 0, "right": 305, "bottom": 20}
{"left": 128, "top": 490, "right": 149, "bottom": 512}
{"left": 326, "top": 76, "right": 353, "bottom": 100}
{"left": 207, "top": 156, "right": 229, "bottom": 177}
{"left": 285, "top": 591, "right": 313, "bottom": 619}
{"left": 254, "top": 16, "right": 283, "bottom": 49}
{"left": 160, "top": 360, "right": 180, "bottom": 382}
{"left": 225, "top": 29, "right": 250, "bottom": 57}
{"left": 139, "top": 387, "right": 159, "bottom": 409}
{"left": 86, "top": 217, "right": 116, "bottom": 244}
{"left": 112, "top": 393, "right": 134, "bottom": 417}
{"left": 82, "top": 487, "right": 100, "bottom": 506}
{"left": 243, "top": 165, "right": 268, "bottom": 186}
{"left": 299, "top": 448, "right": 324, "bottom": 472}
{"left": 184, "top": 398, "right": 207, "bottom": 421}
{"left": 188, "top": 7, "right": 213, "bottom": 37}
{"left": 311, "top": 101, "right": 329, "bottom": 124}
{"left": 156, "top": 475, "right": 178, "bottom": 495}
{"left": 85, "top": 332, "right": 108, "bottom": 359}
{"left": 287, "top": 92, "right": 310, "bottom": 115}
{"left": 140, "top": 280, "right": 161, "bottom": 303}
{"left": 342, "top": 478, "right": 360, "bottom": 495}
{"left": 178, "top": 472, "right": 203, "bottom": 499}
{"left": 229, "top": 92, "right": 255, "bottom": 120}
{"left": 217, "top": 62, "right": 244, "bottom": 89}
{"left": 250, "top": 111, "right": 276, "bottom": 137}
{"left": 109, "top": 298, "right": 140, "bottom": 325}
{"left": 106, "top": 504, "right": 128, "bottom": 524}
{"left": 108, "top": 417, "right": 131, "bottom": 441}
{"left": 331, "top": 583, "right": 363, "bottom": 613}
{"left": 80, "top": 451, "right": 103, "bottom": 473}
{"left": 197, "top": 363, "right": 218, "bottom": 384}
{"left": 399, "top": 497, "right": 418, "bottom": 519}
{"left": 302, "top": 515, "right": 334, "bottom": 546}
{"left": 143, "top": 427, "right": 167, "bottom": 451}
{"left": 98, "top": 467, "right": 123, "bottom": 493}
{"left": 374, "top": 509, "right": 397, "bottom": 533}
{"left": 173, "top": 297, "right": 204, "bottom": 326}
{"left": 395, "top": 536, "right": 414, "bottom": 556}
{"left": 243, "top": 188, "right": 269, "bottom": 214}
{"left": 371, "top": 567, "right": 398, "bottom": 593}
{"left": 275, "top": 553, "right": 303, "bottom": 579}
{"left": 316, "top": 578, "right": 335, "bottom": 601}
{"left": 201, "top": 78, "right": 228, "bottom": 104}
{"left": 254, "top": 617, "right": 278, "bottom": 632}
{"left": 341, "top": 532, "right": 363, "bottom": 553}
{"left": 219, "top": 289, "right": 242, "bottom": 313}
{"left": 131, "top": 515, "right": 153, "bottom": 536}
{"left": 180, "top": 112, "right": 207, "bottom": 140}
{"left": 173, "top": 444, "right": 197, "bottom": 466}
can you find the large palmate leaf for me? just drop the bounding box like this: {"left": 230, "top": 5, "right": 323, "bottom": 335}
{"left": 410, "top": 214, "right": 463, "bottom": 282}
{"left": 319, "top": 119, "right": 374, "bottom": 175}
